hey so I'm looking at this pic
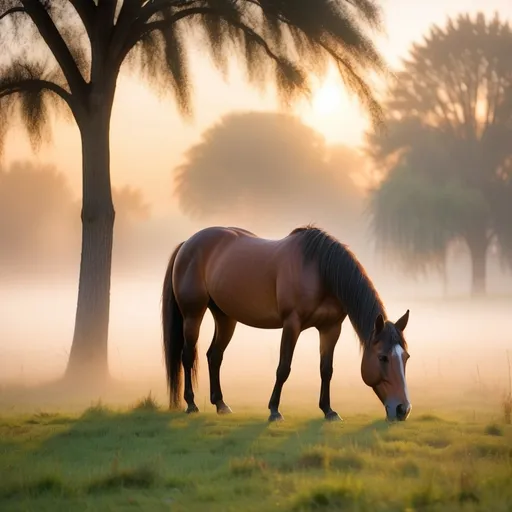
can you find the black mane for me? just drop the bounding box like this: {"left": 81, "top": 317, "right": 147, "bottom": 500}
{"left": 291, "top": 225, "right": 387, "bottom": 346}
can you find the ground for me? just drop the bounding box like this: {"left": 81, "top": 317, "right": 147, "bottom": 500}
{"left": 1, "top": 397, "right": 511, "bottom": 512}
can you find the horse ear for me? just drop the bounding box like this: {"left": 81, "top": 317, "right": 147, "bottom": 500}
{"left": 395, "top": 309, "right": 410, "bottom": 331}
{"left": 374, "top": 314, "right": 385, "bottom": 335}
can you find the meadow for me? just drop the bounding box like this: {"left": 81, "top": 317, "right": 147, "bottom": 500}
{"left": 1, "top": 286, "right": 512, "bottom": 511}
{"left": 1, "top": 393, "right": 511, "bottom": 512}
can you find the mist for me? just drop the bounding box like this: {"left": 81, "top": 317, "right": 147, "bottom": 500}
{"left": 1, "top": 189, "right": 511, "bottom": 416}
{"left": 2, "top": 10, "right": 512, "bottom": 419}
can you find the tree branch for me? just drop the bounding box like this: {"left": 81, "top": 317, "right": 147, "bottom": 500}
{"left": 139, "top": 0, "right": 200, "bottom": 23}
{"left": 0, "top": 6, "right": 25, "bottom": 21}
{"left": 126, "top": 7, "right": 282, "bottom": 66}
{"left": 108, "top": 1, "right": 143, "bottom": 72}
{"left": 97, "top": 0, "right": 117, "bottom": 30}
{"left": 68, "top": 0, "right": 96, "bottom": 41}
{"left": 20, "top": 0, "right": 87, "bottom": 98}
{"left": 317, "top": 40, "right": 383, "bottom": 124}
{"left": 0, "top": 78, "right": 74, "bottom": 106}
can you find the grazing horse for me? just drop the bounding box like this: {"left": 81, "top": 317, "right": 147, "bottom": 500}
{"left": 162, "top": 226, "right": 412, "bottom": 422}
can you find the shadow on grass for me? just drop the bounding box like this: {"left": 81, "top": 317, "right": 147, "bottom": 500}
{"left": 0, "top": 404, "right": 274, "bottom": 500}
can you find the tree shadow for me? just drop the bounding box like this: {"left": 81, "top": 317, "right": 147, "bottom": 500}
{"left": 344, "top": 419, "right": 390, "bottom": 447}
{"left": 3, "top": 407, "right": 273, "bottom": 488}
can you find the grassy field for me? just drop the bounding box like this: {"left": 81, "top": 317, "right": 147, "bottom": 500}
{"left": 1, "top": 396, "right": 511, "bottom": 512}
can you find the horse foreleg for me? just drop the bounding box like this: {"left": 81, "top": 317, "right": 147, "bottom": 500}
{"left": 268, "top": 315, "right": 301, "bottom": 422}
{"left": 207, "top": 308, "right": 237, "bottom": 414}
{"left": 318, "top": 322, "right": 342, "bottom": 421}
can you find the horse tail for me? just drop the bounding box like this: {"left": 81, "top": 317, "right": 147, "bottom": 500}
{"left": 162, "top": 241, "right": 185, "bottom": 409}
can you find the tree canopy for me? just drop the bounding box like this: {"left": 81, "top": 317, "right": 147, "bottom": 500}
{"left": 0, "top": 0, "right": 388, "bottom": 153}
{"left": 174, "top": 111, "right": 364, "bottom": 231}
{"left": 0, "top": 161, "right": 150, "bottom": 275}
{"left": 368, "top": 12, "right": 512, "bottom": 295}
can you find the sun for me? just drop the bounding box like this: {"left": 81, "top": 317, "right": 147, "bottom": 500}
{"left": 295, "top": 76, "right": 367, "bottom": 146}
{"left": 311, "top": 81, "right": 343, "bottom": 115}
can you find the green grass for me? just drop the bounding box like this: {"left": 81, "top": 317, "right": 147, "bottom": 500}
{"left": 0, "top": 405, "right": 511, "bottom": 511}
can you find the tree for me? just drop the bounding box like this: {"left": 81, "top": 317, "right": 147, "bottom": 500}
{"left": 0, "top": 161, "right": 150, "bottom": 275}
{"left": 0, "top": 0, "right": 387, "bottom": 384}
{"left": 368, "top": 13, "right": 512, "bottom": 296}
{"left": 0, "top": 161, "right": 77, "bottom": 273}
{"left": 174, "top": 111, "right": 364, "bottom": 230}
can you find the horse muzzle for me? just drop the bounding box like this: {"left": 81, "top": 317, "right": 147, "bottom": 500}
{"left": 385, "top": 401, "right": 411, "bottom": 422}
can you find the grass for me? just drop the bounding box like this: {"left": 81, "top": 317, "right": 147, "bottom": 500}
{"left": 0, "top": 402, "right": 511, "bottom": 511}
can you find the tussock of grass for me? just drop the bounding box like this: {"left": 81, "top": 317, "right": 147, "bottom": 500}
{"left": 229, "top": 456, "right": 267, "bottom": 476}
{"left": 133, "top": 391, "right": 160, "bottom": 412}
{"left": 2, "top": 475, "right": 67, "bottom": 498}
{"left": 395, "top": 459, "right": 420, "bottom": 477}
{"left": 166, "top": 475, "right": 194, "bottom": 490}
{"left": 458, "top": 470, "right": 479, "bottom": 504}
{"left": 82, "top": 401, "right": 111, "bottom": 419}
{"left": 485, "top": 423, "right": 503, "bottom": 436}
{"left": 297, "top": 447, "right": 328, "bottom": 470}
{"left": 416, "top": 413, "right": 443, "bottom": 422}
{"left": 87, "top": 465, "right": 158, "bottom": 492}
{"left": 25, "top": 411, "right": 59, "bottom": 425}
{"left": 293, "top": 480, "right": 364, "bottom": 510}
{"left": 474, "top": 441, "right": 512, "bottom": 458}
{"left": 423, "top": 436, "right": 451, "bottom": 449}
{"left": 297, "top": 446, "right": 365, "bottom": 472}
{"left": 409, "top": 479, "right": 444, "bottom": 508}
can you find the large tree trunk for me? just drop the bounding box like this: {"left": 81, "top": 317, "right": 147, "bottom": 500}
{"left": 466, "top": 232, "right": 488, "bottom": 297}
{"left": 65, "top": 103, "right": 115, "bottom": 386}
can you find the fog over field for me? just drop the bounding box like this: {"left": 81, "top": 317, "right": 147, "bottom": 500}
{"left": 2, "top": 224, "right": 511, "bottom": 418}
{"left": 1, "top": 0, "right": 511, "bottom": 422}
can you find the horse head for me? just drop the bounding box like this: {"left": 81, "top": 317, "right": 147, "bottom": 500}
{"left": 361, "top": 310, "right": 411, "bottom": 421}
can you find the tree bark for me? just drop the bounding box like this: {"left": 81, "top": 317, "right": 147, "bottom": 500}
{"left": 65, "top": 102, "right": 115, "bottom": 386}
{"left": 466, "top": 232, "right": 488, "bottom": 297}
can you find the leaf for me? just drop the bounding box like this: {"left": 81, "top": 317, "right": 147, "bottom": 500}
{"left": 125, "top": 0, "right": 388, "bottom": 124}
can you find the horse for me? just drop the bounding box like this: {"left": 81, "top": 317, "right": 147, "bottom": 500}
{"left": 161, "top": 225, "right": 412, "bottom": 422}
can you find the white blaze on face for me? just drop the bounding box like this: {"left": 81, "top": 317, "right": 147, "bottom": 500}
{"left": 392, "top": 344, "right": 410, "bottom": 404}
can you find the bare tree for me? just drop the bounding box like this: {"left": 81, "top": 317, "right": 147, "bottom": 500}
{"left": 0, "top": 0, "right": 388, "bottom": 384}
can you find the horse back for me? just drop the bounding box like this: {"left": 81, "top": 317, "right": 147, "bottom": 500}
{"left": 175, "top": 227, "right": 342, "bottom": 329}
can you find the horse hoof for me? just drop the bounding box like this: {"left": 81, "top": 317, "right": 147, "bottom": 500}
{"left": 186, "top": 405, "right": 199, "bottom": 414}
{"left": 325, "top": 411, "right": 343, "bottom": 422}
{"left": 217, "top": 403, "right": 233, "bottom": 415}
{"left": 268, "top": 411, "right": 284, "bottom": 422}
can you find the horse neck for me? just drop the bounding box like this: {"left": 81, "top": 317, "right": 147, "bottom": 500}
{"left": 336, "top": 279, "right": 386, "bottom": 345}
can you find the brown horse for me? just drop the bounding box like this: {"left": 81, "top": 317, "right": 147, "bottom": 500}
{"left": 162, "top": 225, "right": 411, "bottom": 422}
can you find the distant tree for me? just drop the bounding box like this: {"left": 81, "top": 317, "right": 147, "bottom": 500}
{"left": 174, "top": 111, "right": 364, "bottom": 230}
{"left": 0, "top": 161, "right": 150, "bottom": 274}
{"left": 368, "top": 13, "right": 512, "bottom": 296}
{"left": 112, "top": 185, "right": 150, "bottom": 239}
{"left": 0, "top": 0, "right": 388, "bottom": 383}
{"left": 0, "top": 161, "right": 76, "bottom": 272}
{"left": 111, "top": 185, "right": 151, "bottom": 267}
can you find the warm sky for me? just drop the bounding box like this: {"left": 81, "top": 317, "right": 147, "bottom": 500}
{"left": 3, "top": 0, "right": 512, "bottom": 215}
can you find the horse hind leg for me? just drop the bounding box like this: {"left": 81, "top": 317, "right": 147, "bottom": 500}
{"left": 182, "top": 305, "right": 207, "bottom": 414}
{"left": 207, "top": 303, "right": 237, "bottom": 414}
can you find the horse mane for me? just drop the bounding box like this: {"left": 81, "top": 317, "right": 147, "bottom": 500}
{"left": 290, "top": 225, "right": 387, "bottom": 346}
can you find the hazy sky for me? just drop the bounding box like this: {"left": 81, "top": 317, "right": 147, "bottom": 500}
{"left": 3, "top": 0, "right": 512, "bottom": 215}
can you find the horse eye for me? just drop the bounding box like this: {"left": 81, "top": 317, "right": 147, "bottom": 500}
{"left": 378, "top": 355, "right": 389, "bottom": 363}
